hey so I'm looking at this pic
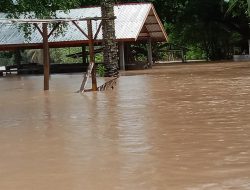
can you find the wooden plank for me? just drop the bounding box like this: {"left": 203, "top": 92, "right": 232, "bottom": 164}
{"left": 72, "top": 21, "right": 89, "bottom": 39}
{"left": 87, "top": 19, "right": 97, "bottom": 91}
{"left": 150, "top": 6, "right": 168, "bottom": 41}
{"left": 33, "top": 23, "right": 43, "bottom": 36}
{"left": 94, "top": 21, "right": 102, "bottom": 40}
{"left": 139, "top": 33, "right": 150, "bottom": 37}
{"left": 79, "top": 62, "right": 94, "bottom": 93}
{"left": 48, "top": 22, "right": 61, "bottom": 39}
{"left": 0, "top": 17, "right": 108, "bottom": 24}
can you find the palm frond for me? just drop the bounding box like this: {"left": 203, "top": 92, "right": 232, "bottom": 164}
{"left": 225, "top": 0, "right": 239, "bottom": 16}
{"left": 248, "top": 0, "right": 250, "bottom": 15}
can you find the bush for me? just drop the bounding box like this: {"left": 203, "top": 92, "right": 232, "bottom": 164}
{"left": 96, "top": 64, "right": 106, "bottom": 77}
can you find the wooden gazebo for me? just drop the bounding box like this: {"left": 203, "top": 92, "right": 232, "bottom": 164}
{"left": 0, "top": 3, "right": 168, "bottom": 90}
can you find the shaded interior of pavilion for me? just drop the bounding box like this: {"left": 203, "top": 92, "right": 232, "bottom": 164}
{"left": 2, "top": 43, "right": 154, "bottom": 75}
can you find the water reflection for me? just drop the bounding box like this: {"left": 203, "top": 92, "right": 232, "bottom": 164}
{"left": 0, "top": 62, "right": 250, "bottom": 190}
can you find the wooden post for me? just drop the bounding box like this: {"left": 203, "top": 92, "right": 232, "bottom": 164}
{"left": 14, "top": 49, "right": 21, "bottom": 69}
{"left": 42, "top": 23, "right": 50, "bottom": 91}
{"left": 87, "top": 20, "right": 97, "bottom": 91}
{"left": 147, "top": 38, "right": 153, "bottom": 68}
{"left": 119, "top": 42, "right": 125, "bottom": 70}
{"left": 82, "top": 45, "right": 87, "bottom": 65}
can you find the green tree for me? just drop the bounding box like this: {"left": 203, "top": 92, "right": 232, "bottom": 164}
{"left": 227, "top": 0, "right": 250, "bottom": 16}
{"left": 164, "top": 0, "right": 249, "bottom": 60}
{"left": 1, "top": 0, "right": 80, "bottom": 18}
{"left": 1, "top": 0, "right": 248, "bottom": 61}
{"left": 225, "top": 0, "right": 249, "bottom": 54}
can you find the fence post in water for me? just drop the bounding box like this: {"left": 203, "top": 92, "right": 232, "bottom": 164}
{"left": 87, "top": 19, "right": 97, "bottom": 91}
{"left": 42, "top": 23, "right": 50, "bottom": 91}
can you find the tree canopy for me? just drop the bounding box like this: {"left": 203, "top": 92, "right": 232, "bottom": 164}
{"left": 0, "top": 0, "right": 80, "bottom": 17}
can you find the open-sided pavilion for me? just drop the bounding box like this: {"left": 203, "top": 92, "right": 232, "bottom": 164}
{"left": 0, "top": 2, "right": 168, "bottom": 90}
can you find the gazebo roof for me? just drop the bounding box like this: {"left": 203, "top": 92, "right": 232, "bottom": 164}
{"left": 0, "top": 3, "right": 168, "bottom": 50}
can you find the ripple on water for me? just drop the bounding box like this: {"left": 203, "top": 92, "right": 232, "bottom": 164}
{"left": 186, "top": 178, "right": 250, "bottom": 190}
{"left": 1, "top": 62, "right": 250, "bottom": 190}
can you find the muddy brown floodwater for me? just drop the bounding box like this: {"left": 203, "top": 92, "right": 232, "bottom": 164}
{"left": 1, "top": 61, "right": 250, "bottom": 190}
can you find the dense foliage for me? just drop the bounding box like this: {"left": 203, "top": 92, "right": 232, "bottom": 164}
{"left": 79, "top": 0, "right": 249, "bottom": 60}
{"left": 0, "top": 0, "right": 79, "bottom": 17}
{"left": 0, "top": 0, "right": 249, "bottom": 62}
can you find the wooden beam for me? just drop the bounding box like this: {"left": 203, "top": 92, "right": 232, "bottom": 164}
{"left": 72, "top": 21, "right": 89, "bottom": 39}
{"left": 148, "top": 31, "right": 164, "bottom": 33}
{"left": 33, "top": 23, "right": 43, "bottom": 36}
{"left": 0, "top": 17, "right": 110, "bottom": 24}
{"left": 139, "top": 33, "right": 150, "bottom": 37}
{"left": 144, "top": 22, "right": 158, "bottom": 25}
{"left": 0, "top": 38, "right": 149, "bottom": 51}
{"left": 94, "top": 21, "right": 102, "bottom": 40}
{"left": 87, "top": 20, "right": 97, "bottom": 91}
{"left": 82, "top": 45, "right": 87, "bottom": 65}
{"left": 48, "top": 22, "right": 61, "bottom": 39}
{"left": 79, "top": 62, "right": 94, "bottom": 92}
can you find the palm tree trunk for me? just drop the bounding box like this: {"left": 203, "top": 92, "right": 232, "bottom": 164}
{"left": 101, "top": 0, "right": 119, "bottom": 77}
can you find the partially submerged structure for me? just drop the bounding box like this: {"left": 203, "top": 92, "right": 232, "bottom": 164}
{"left": 0, "top": 3, "right": 167, "bottom": 90}
{"left": 0, "top": 3, "right": 167, "bottom": 68}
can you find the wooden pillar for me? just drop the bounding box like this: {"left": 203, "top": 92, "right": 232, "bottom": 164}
{"left": 87, "top": 20, "right": 97, "bottom": 91}
{"left": 42, "top": 23, "right": 50, "bottom": 91}
{"left": 147, "top": 38, "right": 153, "bottom": 68}
{"left": 119, "top": 42, "right": 125, "bottom": 70}
{"left": 14, "top": 49, "right": 21, "bottom": 69}
{"left": 82, "top": 45, "right": 87, "bottom": 65}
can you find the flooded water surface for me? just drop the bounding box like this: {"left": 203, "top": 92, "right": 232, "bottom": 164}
{"left": 1, "top": 62, "right": 250, "bottom": 190}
